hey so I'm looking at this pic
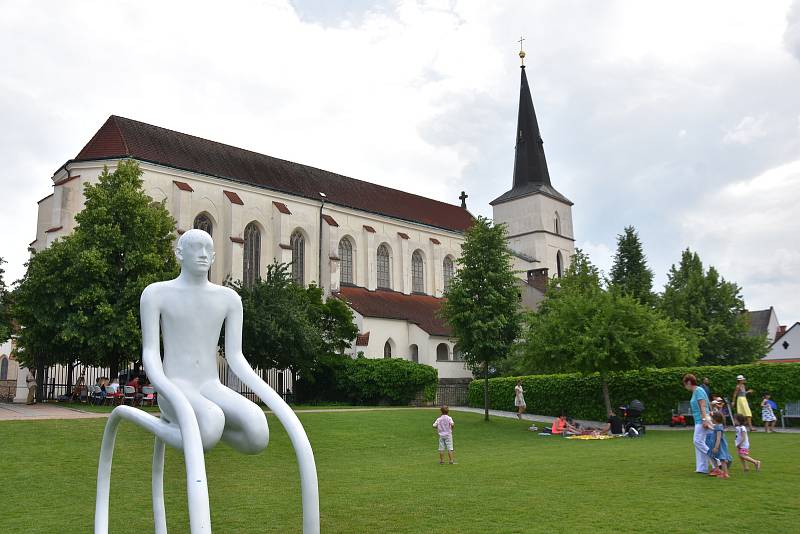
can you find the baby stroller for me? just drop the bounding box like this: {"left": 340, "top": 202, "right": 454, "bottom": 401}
{"left": 619, "top": 399, "right": 646, "bottom": 437}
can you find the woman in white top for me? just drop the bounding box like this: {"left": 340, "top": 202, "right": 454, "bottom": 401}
{"left": 514, "top": 380, "right": 526, "bottom": 420}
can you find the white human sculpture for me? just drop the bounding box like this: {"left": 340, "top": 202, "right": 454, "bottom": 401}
{"left": 95, "top": 229, "right": 319, "bottom": 533}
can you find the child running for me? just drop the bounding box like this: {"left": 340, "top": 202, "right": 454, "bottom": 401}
{"left": 734, "top": 413, "right": 762, "bottom": 472}
{"left": 706, "top": 412, "right": 733, "bottom": 478}
{"left": 433, "top": 406, "right": 456, "bottom": 465}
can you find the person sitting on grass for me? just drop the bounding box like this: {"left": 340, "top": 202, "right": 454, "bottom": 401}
{"left": 706, "top": 411, "right": 733, "bottom": 478}
{"left": 433, "top": 406, "right": 456, "bottom": 465}
{"left": 603, "top": 410, "right": 624, "bottom": 436}
{"left": 551, "top": 414, "right": 567, "bottom": 435}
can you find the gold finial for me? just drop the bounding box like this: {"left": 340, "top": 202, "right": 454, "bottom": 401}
{"left": 518, "top": 35, "right": 526, "bottom": 66}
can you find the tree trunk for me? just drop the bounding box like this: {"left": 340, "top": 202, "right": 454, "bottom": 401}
{"left": 483, "top": 361, "right": 489, "bottom": 421}
{"left": 66, "top": 362, "right": 75, "bottom": 395}
{"left": 110, "top": 360, "right": 119, "bottom": 381}
{"left": 601, "top": 375, "right": 612, "bottom": 415}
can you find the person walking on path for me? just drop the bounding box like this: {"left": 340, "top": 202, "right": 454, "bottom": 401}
{"left": 514, "top": 380, "right": 526, "bottom": 420}
{"left": 732, "top": 375, "right": 754, "bottom": 432}
{"left": 25, "top": 368, "right": 37, "bottom": 405}
{"left": 761, "top": 393, "right": 777, "bottom": 432}
{"left": 683, "top": 373, "right": 712, "bottom": 474}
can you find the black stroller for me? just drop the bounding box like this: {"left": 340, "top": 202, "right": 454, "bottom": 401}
{"left": 619, "top": 399, "right": 646, "bottom": 437}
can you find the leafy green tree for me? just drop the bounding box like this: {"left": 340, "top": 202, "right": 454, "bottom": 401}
{"left": 226, "top": 262, "right": 357, "bottom": 378}
{"left": 608, "top": 225, "right": 655, "bottom": 306}
{"left": 659, "top": 248, "right": 767, "bottom": 365}
{"left": 518, "top": 249, "right": 698, "bottom": 412}
{"left": 0, "top": 257, "right": 11, "bottom": 342}
{"left": 13, "top": 160, "right": 178, "bottom": 379}
{"left": 439, "top": 216, "right": 521, "bottom": 421}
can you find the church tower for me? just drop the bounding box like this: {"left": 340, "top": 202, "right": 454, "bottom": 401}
{"left": 492, "top": 50, "right": 574, "bottom": 281}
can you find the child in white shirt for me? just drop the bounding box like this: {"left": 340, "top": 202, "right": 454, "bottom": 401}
{"left": 734, "top": 413, "right": 761, "bottom": 472}
{"left": 433, "top": 406, "right": 456, "bottom": 465}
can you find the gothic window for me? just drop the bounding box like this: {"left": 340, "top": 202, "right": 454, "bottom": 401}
{"left": 0, "top": 357, "right": 7, "bottom": 380}
{"left": 339, "top": 238, "right": 353, "bottom": 286}
{"left": 409, "top": 344, "right": 419, "bottom": 363}
{"left": 436, "top": 343, "right": 449, "bottom": 361}
{"left": 384, "top": 340, "right": 392, "bottom": 359}
{"left": 453, "top": 345, "right": 464, "bottom": 361}
{"left": 243, "top": 223, "right": 261, "bottom": 287}
{"left": 291, "top": 230, "right": 305, "bottom": 286}
{"left": 443, "top": 256, "right": 454, "bottom": 292}
{"left": 412, "top": 250, "right": 425, "bottom": 293}
{"left": 377, "top": 244, "right": 391, "bottom": 289}
{"left": 193, "top": 213, "right": 213, "bottom": 236}
{"left": 556, "top": 251, "right": 564, "bottom": 278}
{"left": 554, "top": 212, "right": 561, "bottom": 235}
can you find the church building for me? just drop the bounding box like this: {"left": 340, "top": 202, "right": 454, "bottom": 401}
{"left": 29, "top": 57, "right": 574, "bottom": 383}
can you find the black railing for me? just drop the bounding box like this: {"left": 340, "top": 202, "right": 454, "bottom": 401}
{"left": 435, "top": 384, "right": 469, "bottom": 407}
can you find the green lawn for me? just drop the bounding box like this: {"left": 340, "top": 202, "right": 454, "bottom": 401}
{"left": 2, "top": 410, "right": 798, "bottom": 533}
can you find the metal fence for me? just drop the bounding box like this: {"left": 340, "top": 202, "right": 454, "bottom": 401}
{"left": 38, "top": 357, "right": 294, "bottom": 404}
{"left": 434, "top": 384, "right": 470, "bottom": 407}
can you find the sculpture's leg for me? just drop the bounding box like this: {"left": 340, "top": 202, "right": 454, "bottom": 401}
{"left": 153, "top": 437, "right": 167, "bottom": 534}
{"left": 247, "top": 380, "right": 319, "bottom": 534}
{"left": 94, "top": 406, "right": 208, "bottom": 534}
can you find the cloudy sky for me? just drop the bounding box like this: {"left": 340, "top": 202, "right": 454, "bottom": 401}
{"left": 2, "top": 0, "right": 799, "bottom": 324}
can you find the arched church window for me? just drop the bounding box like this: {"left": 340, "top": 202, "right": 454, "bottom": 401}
{"left": 377, "top": 244, "right": 391, "bottom": 289}
{"left": 339, "top": 238, "right": 353, "bottom": 286}
{"left": 436, "top": 343, "right": 449, "bottom": 361}
{"left": 193, "top": 213, "right": 213, "bottom": 236}
{"left": 384, "top": 340, "right": 392, "bottom": 359}
{"left": 412, "top": 250, "right": 425, "bottom": 293}
{"left": 554, "top": 212, "right": 561, "bottom": 235}
{"left": 409, "top": 344, "right": 419, "bottom": 363}
{"left": 453, "top": 345, "right": 464, "bottom": 361}
{"left": 243, "top": 223, "right": 261, "bottom": 287}
{"left": 0, "top": 357, "right": 7, "bottom": 380}
{"left": 291, "top": 230, "right": 305, "bottom": 286}
{"left": 443, "top": 256, "right": 454, "bottom": 292}
{"left": 556, "top": 251, "right": 564, "bottom": 278}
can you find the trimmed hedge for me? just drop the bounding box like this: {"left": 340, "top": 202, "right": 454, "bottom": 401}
{"left": 468, "top": 363, "right": 800, "bottom": 424}
{"left": 339, "top": 357, "right": 438, "bottom": 405}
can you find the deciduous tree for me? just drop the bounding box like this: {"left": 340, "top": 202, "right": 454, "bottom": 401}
{"left": 439, "top": 216, "right": 521, "bottom": 421}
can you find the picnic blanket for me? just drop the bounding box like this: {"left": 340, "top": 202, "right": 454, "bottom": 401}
{"left": 565, "top": 434, "right": 619, "bottom": 440}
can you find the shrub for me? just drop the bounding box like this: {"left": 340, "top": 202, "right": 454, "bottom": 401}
{"left": 294, "top": 354, "right": 352, "bottom": 403}
{"left": 340, "top": 357, "right": 438, "bottom": 405}
{"left": 468, "top": 363, "right": 800, "bottom": 424}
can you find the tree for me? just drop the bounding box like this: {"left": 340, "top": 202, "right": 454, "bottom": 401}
{"left": 439, "top": 216, "right": 521, "bottom": 421}
{"left": 13, "top": 160, "right": 178, "bottom": 379}
{"left": 659, "top": 248, "right": 767, "bottom": 365}
{"left": 226, "top": 262, "right": 357, "bottom": 378}
{"left": 0, "top": 257, "right": 11, "bottom": 342}
{"left": 518, "top": 249, "right": 698, "bottom": 412}
{"left": 608, "top": 225, "right": 655, "bottom": 306}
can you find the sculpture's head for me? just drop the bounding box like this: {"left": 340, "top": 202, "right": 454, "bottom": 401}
{"left": 176, "top": 229, "right": 215, "bottom": 276}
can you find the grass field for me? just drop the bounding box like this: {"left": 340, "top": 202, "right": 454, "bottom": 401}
{"left": 2, "top": 409, "right": 799, "bottom": 533}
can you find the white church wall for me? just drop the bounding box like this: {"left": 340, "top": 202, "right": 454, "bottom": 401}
{"left": 361, "top": 317, "right": 409, "bottom": 359}
{"left": 763, "top": 323, "right": 800, "bottom": 361}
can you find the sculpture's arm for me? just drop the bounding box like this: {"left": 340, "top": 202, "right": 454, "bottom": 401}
{"left": 223, "top": 291, "right": 320, "bottom": 534}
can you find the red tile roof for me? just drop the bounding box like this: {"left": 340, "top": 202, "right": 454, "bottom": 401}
{"left": 223, "top": 190, "right": 244, "bottom": 205}
{"left": 336, "top": 286, "right": 451, "bottom": 337}
{"left": 321, "top": 214, "right": 339, "bottom": 227}
{"left": 173, "top": 180, "right": 194, "bottom": 192}
{"left": 72, "top": 116, "right": 474, "bottom": 233}
{"left": 273, "top": 201, "right": 291, "bottom": 214}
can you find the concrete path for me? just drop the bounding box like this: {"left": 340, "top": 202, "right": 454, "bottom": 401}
{"left": 0, "top": 402, "right": 110, "bottom": 421}
{"left": 451, "top": 406, "right": 800, "bottom": 433}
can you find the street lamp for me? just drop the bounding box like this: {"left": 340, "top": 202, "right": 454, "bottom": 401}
{"left": 318, "top": 192, "right": 327, "bottom": 294}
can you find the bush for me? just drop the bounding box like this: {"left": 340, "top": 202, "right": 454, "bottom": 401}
{"left": 468, "top": 363, "right": 800, "bottom": 424}
{"left": 294, "top": 354, "right": 352, "bottom": 403}
{"left": 340, "top": 357, "right": 438, "bottom": 405}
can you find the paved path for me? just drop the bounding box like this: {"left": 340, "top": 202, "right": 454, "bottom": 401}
{"left": 0, "top": 402, "right": 110, "bottom": 421}
{"left": 451, "top": 406, "right": 800, "bottom": 433}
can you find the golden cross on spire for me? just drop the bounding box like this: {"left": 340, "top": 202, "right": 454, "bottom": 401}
{"left": 518, "top": 35, "right": 526, "bottom": 66}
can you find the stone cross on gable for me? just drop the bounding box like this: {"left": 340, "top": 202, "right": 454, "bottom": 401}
{"left": 459, "top": 191, "right": 468, "bottom": 208}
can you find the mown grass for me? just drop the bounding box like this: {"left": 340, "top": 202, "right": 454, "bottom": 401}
{"left": 2, "top": 410, "right": 798, "bottom": 533}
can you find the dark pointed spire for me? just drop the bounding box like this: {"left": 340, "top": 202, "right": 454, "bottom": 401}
{"left": 512, "top": 65, "right": 551, "bottom": 190}
{"left": 491, "top": 59, "right": 572, "bottom": 206}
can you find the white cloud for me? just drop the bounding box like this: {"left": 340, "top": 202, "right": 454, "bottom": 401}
{"left": 723, "top": 115, "right": 768, "bottom": 145}
{"left": 682, "top": 160, "right": 800, "bottom": 322}
{"left": 577, "top": 241, "right": 614, "bottom": 280}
